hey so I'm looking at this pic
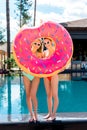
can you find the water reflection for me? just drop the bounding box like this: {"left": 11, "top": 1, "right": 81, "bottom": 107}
{"left": 7, "top": 76, "right": 11, "bottom": 121}
{"left": 0, "top": 75, "right": 7, "bottom": 114}
{"left": 59, "top": 81, "right": 72, "bottom": 93}
{"left": 0, "top": 75, "right": 27, "bottom": 116}
{"left": 0, "top": 74, "right": 6, "bottom": 87}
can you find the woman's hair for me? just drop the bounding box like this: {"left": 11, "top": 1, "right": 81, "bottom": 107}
{"left": 44, "top": 37, "right": 52, "bottom": 42}
{"left": 37, "top": 39, "right": 42, "bottom": 53}
{"left": 37, "top": 43, "right": 42, "bottom": 52}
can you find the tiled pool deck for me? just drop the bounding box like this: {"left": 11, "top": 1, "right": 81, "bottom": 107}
{"left": 1, "top": 113, "right": 87, "bottom": 130}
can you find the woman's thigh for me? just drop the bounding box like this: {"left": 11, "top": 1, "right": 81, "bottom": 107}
{"left": 44, "top": 78, "right": 52, "bottom": 96}
{"left": 31, "top": 77, "right": 40, "bottom": 96}
{"left": 51, "top": 75, "right": 58, "bottom": 97}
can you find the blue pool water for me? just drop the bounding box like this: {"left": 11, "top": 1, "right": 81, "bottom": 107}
{"left": 0, "top": 75, "right": 87, "bottom": 115}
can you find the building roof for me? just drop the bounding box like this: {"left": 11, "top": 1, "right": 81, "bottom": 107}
{"left": 61, "top": 18, "right": 87, "bottom": 31}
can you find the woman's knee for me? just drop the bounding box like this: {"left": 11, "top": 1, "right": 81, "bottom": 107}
{"left": 52, "top": 94, "right": 58, "bottom": 101}
{"left": 47, "top": 91, "right": 52, "bottom": 98}
{"left": 31, "top": 92, "right": 36, "bottom": 98}
{"left": 26, "top": 90, "right": 31, "bottom": 98}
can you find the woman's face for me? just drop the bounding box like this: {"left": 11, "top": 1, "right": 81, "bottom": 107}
{"left": 32, "top": 39, "right": 41, "bottom": 50}
{"left": 44, "top": 38, "right": 52, "bottom": 49}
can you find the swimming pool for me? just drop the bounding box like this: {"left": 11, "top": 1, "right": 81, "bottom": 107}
{"left": 0, "top": 75, "right": 87, "bottom": 115}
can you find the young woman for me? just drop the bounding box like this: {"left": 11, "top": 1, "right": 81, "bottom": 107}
{"left": 23, "top": 39, "right": 42, "bottom": 122}
{"left": 43, "top": 38, "right": 59, "bottom": 121}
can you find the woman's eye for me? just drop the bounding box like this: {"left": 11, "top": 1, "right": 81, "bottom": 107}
{"left": 34, "top": 43, "right": 37, "bottom": 45}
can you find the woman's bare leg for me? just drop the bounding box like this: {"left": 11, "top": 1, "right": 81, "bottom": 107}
{"left": 51, "top": 74, "right": 59, "bottom": 119}
{"left": 23, "top": 76, "right": 33, "bottom": 120}
{"left": 31, "top": 77, "right": 40, "bottom": 120}
{"left": 44, "top": 78, "right": 52, "bottom": 117}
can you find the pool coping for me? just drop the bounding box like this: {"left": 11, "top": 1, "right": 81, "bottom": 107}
{"left": 1, "top": 112, "right": 87, "bottom": 124}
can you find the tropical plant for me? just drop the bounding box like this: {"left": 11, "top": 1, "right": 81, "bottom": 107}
{"left": 0, "top": 27, "right": 5, "bottom": 44}
{"left": 4, "top": 57, "right": 17, "bottom": 68}
{"left": 15, "top": 0, "right": 32, "bottom": 27}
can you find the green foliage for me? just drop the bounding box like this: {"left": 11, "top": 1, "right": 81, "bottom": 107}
{"left": 4, "top": 57, "right": 17, "bottom": 68}
{"left": 0, "top": 28, "right": 5, "bottom": 44}
{"left": 15, "top": 0, "right": 32, "bottom": 27}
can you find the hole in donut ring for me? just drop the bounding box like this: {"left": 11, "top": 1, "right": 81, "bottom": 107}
{"left": 31, "top": 37, "right": 56, "bottom": 59}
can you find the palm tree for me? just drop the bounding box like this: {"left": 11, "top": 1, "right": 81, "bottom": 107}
{"left": 6, "top": 0, "right": 11, "bottom": 69}
{"left": 33, "top": 0, "right": 37, "bottom": 26}
{"left": 15, "top": 0, "right": 32, "bottom": 27}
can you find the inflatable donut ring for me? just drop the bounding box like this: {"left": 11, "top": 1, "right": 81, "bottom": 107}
{"left": 13, "top": 21, "right": 73, "bottom": 77}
